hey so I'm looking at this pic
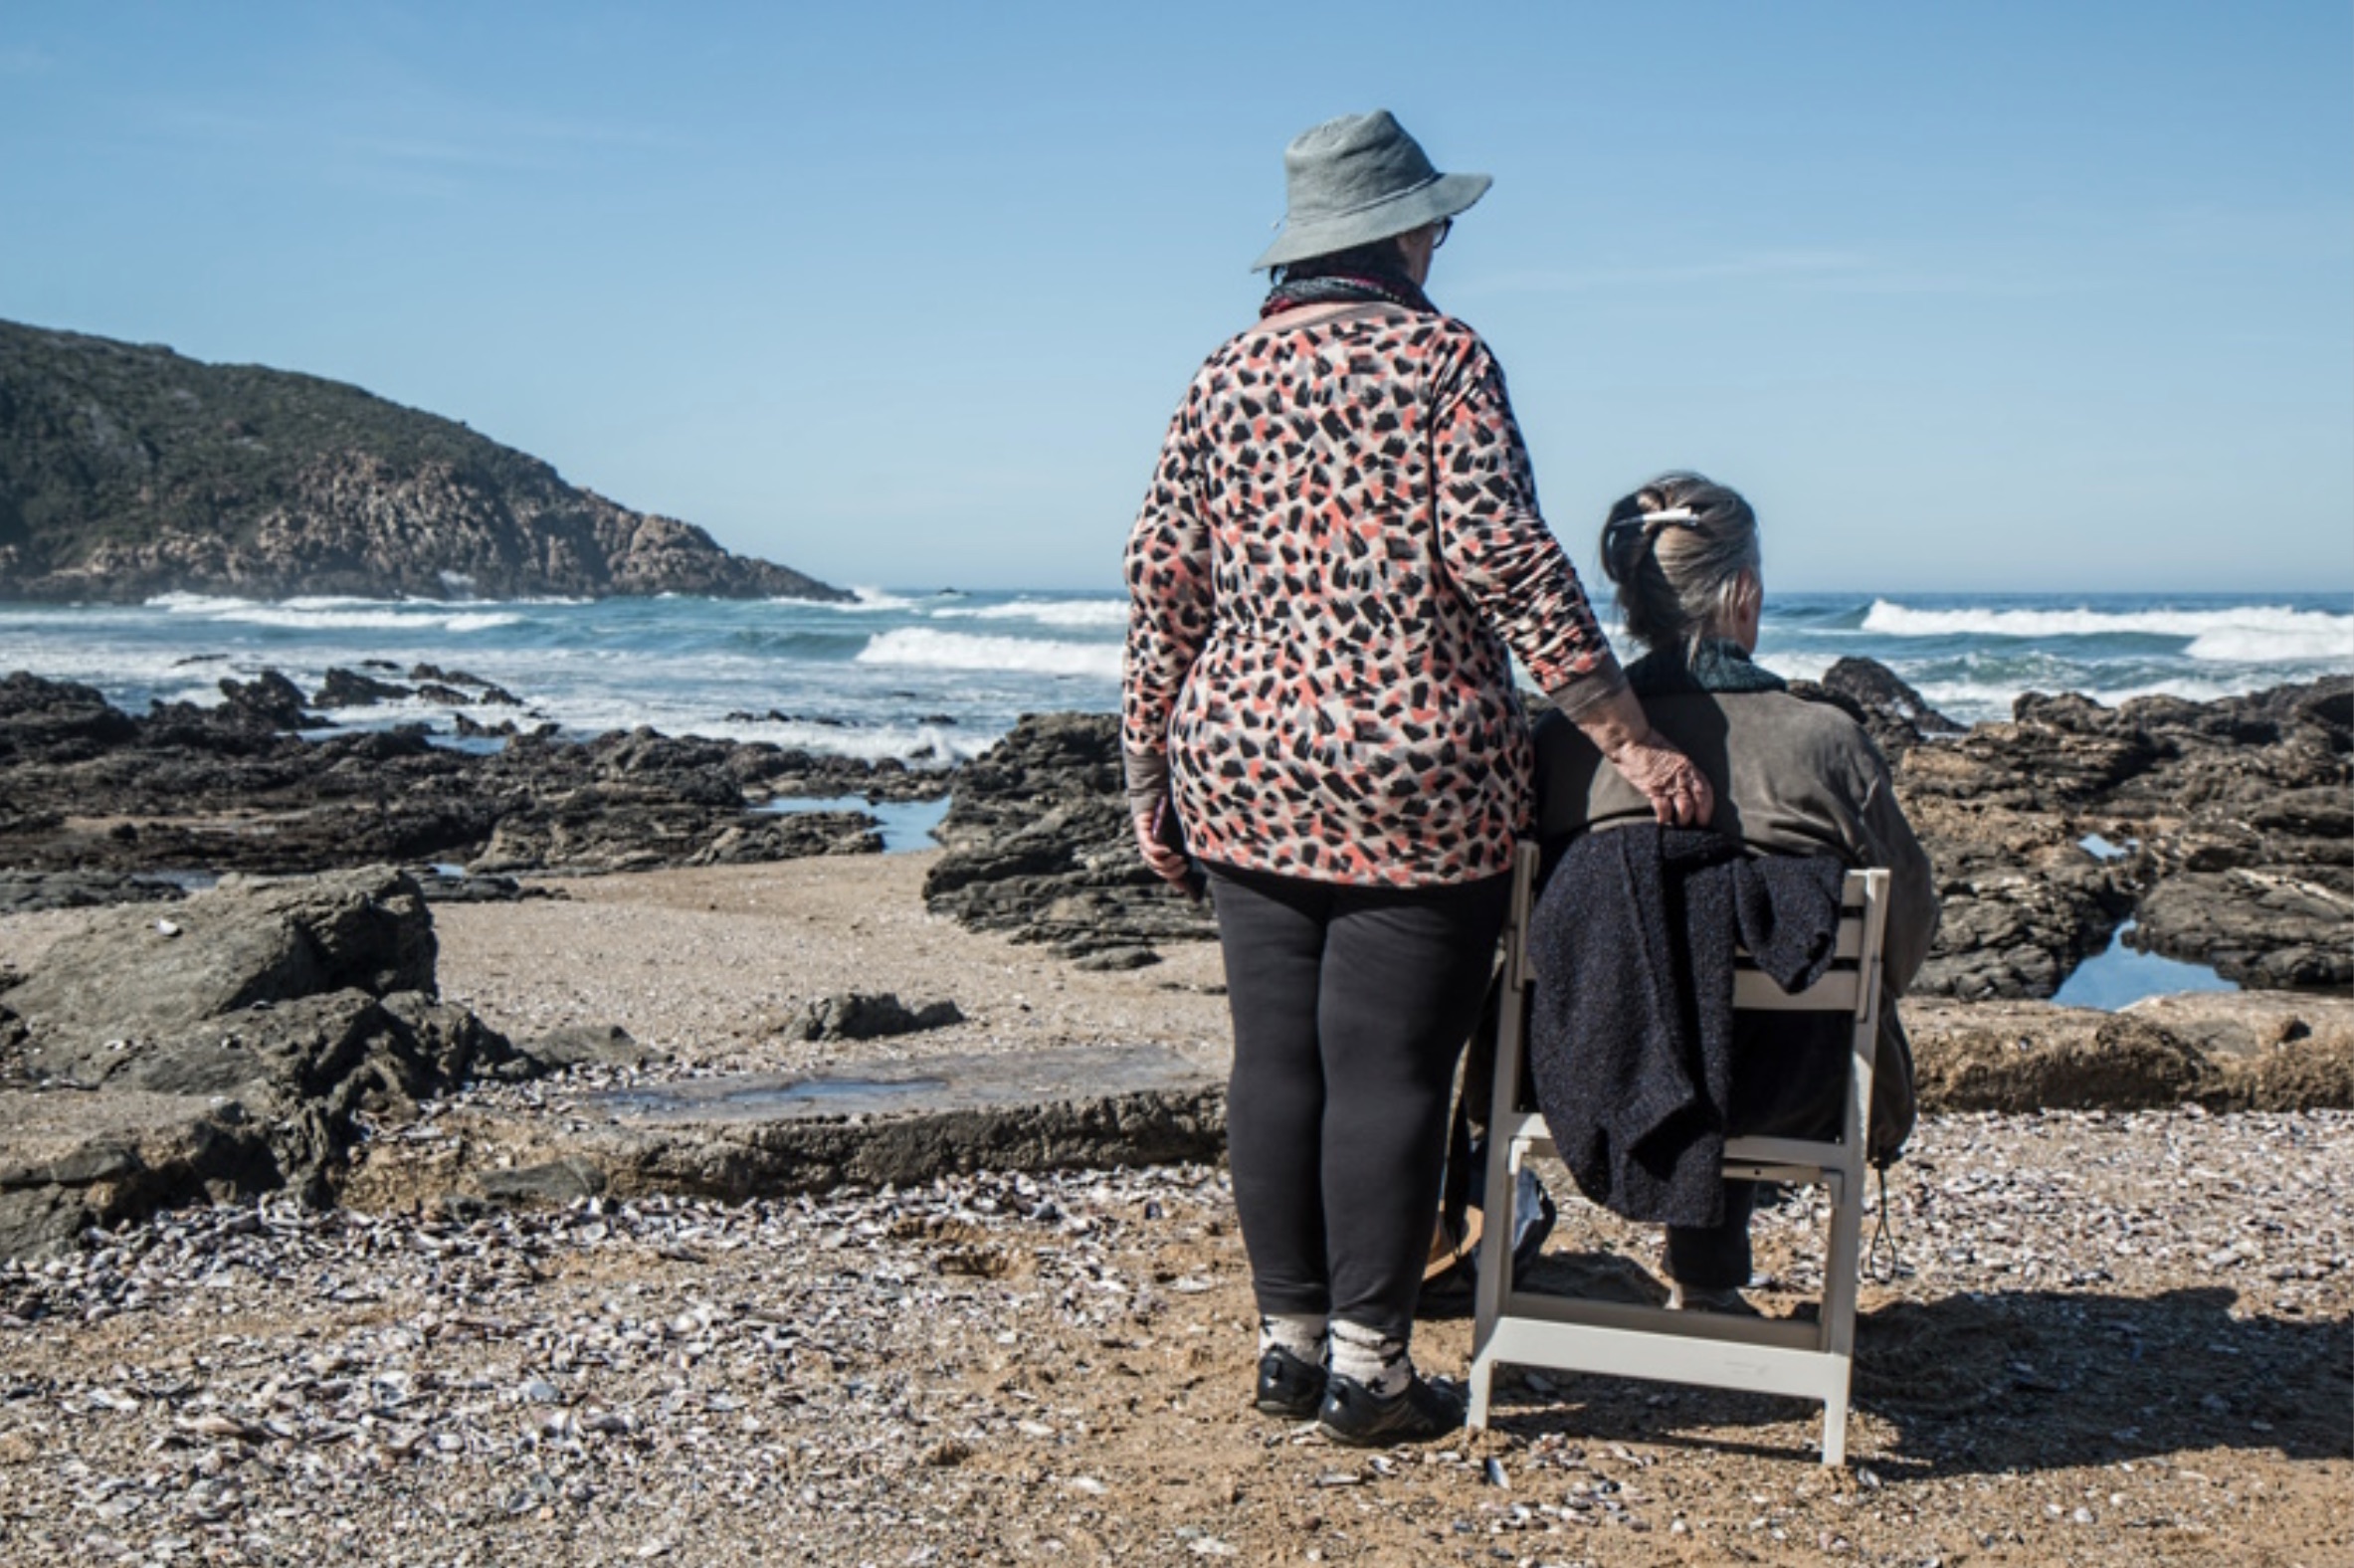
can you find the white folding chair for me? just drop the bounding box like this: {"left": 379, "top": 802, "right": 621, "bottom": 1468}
{"left": 1467, "top": 841, "right": 1891, "bottom": 1466}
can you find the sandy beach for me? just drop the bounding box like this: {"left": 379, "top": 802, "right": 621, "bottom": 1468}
{"left": 430, "top": 855, "right": 1234, "bottom": 1080}
{"left": 3, "top": 853, "right": 2348, "bottom": 1566}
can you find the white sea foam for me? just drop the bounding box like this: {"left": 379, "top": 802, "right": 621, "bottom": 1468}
{"left": 854, "top": 628, "right": 1122, "bottom": 680}
{"left": 814, "top": 587, "right": 927, "bottom": 613}
{"left": 1758, "top": 650, "right": 1836, "bottom": 684}
{"left": 2184, "top": 625, "right": 2354, "bottom": 664}
{"left": 148, "top": 592, "right": 261, "bottom": 614}
{"left": 527, "top": 692, "right": 988, "bottom": 762}
{"left": 1916, "top": 673, "right": 2256, "bottom": 722}
{"left": 1863, "top": 599, "right": 2354, "bottom": 663}
{"left": 146, "top": 591, "right": 522, "bottom": 633}
{"left": 933, "top": 597, "right": 1128, "bottom": 629}
{"left": 223, "top": 607, "right": 523, "bottom": 633}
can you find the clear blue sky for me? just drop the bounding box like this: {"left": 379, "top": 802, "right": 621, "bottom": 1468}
{"left": 4, "top": 2, "right": 2348, "bottom": 594}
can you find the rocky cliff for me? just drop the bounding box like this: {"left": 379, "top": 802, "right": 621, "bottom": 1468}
{"left": 0, "top": 319, "right": 847, "bottom": 602}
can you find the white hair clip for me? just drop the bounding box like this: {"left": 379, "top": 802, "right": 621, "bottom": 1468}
{"left": 1639, "top": 507, "right": 1699, "bottom": 525}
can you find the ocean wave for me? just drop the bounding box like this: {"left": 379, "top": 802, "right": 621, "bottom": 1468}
{"left": 933, "top": 597, "right": 1127, "bottom": 629}
{"left": 1863, "top": 599, "right": 2354, "bottom": 663}
{"left": 149, "top": 592, "right": 263, "bottom": 614}
{"left": 1915, "top": 672, "right": 2277, "bottom": 723}
{"left": 217, "top": 607, "right": 522, "bottom": 633}
{"left": 853, "top": 628, "right": 1122, "bottom": 680}
{"left": 813, "top": 587, "right": 928, "bottom": 613}
{"left": 1755, "top": 651, "right": 1836, "bottom": 684}
{"left": 536, "top": 693, "right": 989, "bottom": 762}
{"left": 145, "top": 591, "right": 524, "bottom": 633}
{"left": 2184, "top": 626, "right": 2354, "bottom": 664}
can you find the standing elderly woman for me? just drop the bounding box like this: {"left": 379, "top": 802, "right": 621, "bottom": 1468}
{"left": 1122, "top": 110, "right": 1714, "bottom": 1445}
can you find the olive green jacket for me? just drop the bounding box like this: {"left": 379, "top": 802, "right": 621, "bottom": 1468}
{"left": 1530, "top": 683, "right": 1939, "bottom": 1159}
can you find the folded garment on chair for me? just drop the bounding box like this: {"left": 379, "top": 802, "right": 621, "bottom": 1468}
{"left": 1528, "top": 824, "right": 1845, "bottom": 1227}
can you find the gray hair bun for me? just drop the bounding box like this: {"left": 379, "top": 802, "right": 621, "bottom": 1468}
{"left": 1598, "top": 473, "right": 1761, "bottom": 657}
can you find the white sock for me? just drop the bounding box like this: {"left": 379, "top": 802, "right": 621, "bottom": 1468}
{"left": 1258, "top": 1311, "right": 1326, "bottom": 1363}
{"left": 1329, "top": 1319, "right": 1413, "bottom": 1398}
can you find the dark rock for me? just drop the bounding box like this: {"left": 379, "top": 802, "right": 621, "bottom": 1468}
{"left": 313, "top": 668, "right": 412, "bottom": 707}
{"left": 1072, "top": 947, "right": 1163, "bottom": 972}
{"left": 4, "top": 867, "right": 435, "bottom": 1062}
{"left": 0, "top": 871, "right": 185, "bottom": 916}
{"left": 1889, "top": 677, "right": 2351, "bottom": 996}
{"left": 409, "top": 667, "right": 524, "bottom": 706}
{"left": 216, "top": 670, "right": 320, "bottom": 730}
{"left": 2128, "top": 869, "right": 2353, "bottom": 990}
{"left": 515, "top": 1024, "right": 667, "bottom": 1073}
{"left": 0, "top": 988, "right": 516, "bottom": 1256}
{"left": 405, "top": 867, "right": 556, "bottom": 904}
{"left": 923, "top": 713, "right": 1215, "bottom": 954}
{"left": 477, "top": 1158, "right": 607, "bottom": 1206}
{"left": 0, "top": 866, "right": 531, "bottom": 1258}
{"left": 0, "top": 670, "right": 139, "bottom": 760}
{"left": 789, "top": 993, "right": 963, "bottom": 1042}
{"left": 0, "top": 673, "right": 919, "bottom": 879}
{"left": 1790, "top": 657, "right": 1962, "bottom": 756}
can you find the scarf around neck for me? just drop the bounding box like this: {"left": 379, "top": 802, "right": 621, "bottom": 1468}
{"left": 1626, "top": 639, "right": 1787, "bottom": 697}
{"left": 1259, "top": 272, "right": 1437, "bottom": 319}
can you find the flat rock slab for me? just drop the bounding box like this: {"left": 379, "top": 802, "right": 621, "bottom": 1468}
{"left": 1906, "top": 994, "right": 2354, "bottom": 1113}
{"left": 350, "top": 1043, "right": 1229, "bottom": 1210}
{"left": 586, "top": 1043, "right": 1214, "bottom": 1125}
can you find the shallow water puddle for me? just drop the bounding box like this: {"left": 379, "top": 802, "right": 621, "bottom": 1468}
{"left": 2052, "top": 919, "right": 2238, "bottom": 1010}
{"left": 2077, "top": 832, "right": 2134, "bottom": 862}
{"left": 758, "top": 794, "right": 949, "bottom": 854}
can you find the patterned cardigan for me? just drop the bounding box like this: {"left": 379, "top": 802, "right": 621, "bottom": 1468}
{"left": 1122, "top": 302, "right": 1624, "bottom": 887}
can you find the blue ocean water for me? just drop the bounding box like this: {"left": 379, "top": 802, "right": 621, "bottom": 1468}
{"left": 0, "top": 588, "right": 2347, "bottom": 762}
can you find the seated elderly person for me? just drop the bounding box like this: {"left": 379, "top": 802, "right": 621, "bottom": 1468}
{"left": 1527, "top": 472, "right": 1938, "bottom": 1313}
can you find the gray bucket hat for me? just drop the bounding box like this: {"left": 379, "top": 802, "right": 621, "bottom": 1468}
{"left": 1253, "top": 109, "right": 1491, "bottom": 272}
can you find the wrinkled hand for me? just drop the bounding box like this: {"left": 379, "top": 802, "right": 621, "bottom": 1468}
{"left": 1133, "top": 805, "right": 1195, "bottom": 890}
{"left": 1609, "top": 734, "right": 1716, "bottom": 828}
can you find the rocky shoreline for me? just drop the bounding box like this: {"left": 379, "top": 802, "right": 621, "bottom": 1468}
{"left": 5, "top": 660, "right": 2345, "bottom": 996}
{"left": 0, "top": 668, "right": 939, "bottom": 889}
{"left": 1, "top": 661, "right": 2348, "bottom": 1266}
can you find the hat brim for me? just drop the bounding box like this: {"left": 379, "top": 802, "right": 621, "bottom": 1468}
{"left": 1252, "top": 170, "right": 1491, "bottom": 272}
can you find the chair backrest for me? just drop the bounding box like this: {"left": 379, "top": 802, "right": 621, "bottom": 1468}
{"left": 1722, "top": 865, "right": 1890, "bottom": 1176}
{"left": 1494, "top": 844, "right": 1891, "bottom": 1141}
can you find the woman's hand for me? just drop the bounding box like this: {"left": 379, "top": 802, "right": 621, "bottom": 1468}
{"left": 1573, "top": 685, "right": 1717, "bottom": 827}
{"left": 1609, "top": 733, "right": 1716, "bottom": 827}
{"left": 1134, "top": 803, "right": 1197, "bottom": 889}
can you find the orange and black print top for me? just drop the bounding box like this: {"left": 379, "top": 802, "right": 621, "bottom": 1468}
{"left": 1122, "top": 302, "right": 1624, "bottom": 887}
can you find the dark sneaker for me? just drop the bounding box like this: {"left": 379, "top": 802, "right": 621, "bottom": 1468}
{"left": 1255, "top": 1344, "right": 1326, "bottom": 1419}
{"left": 1316, "top": 1370, "right": 1466, "bottom": 1447}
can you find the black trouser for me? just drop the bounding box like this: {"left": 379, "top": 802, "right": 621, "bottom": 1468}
{"left": 1208, "top": 862, "right": 1511, "bottom": 1342}
{"left": 1663, "top": 1012, "right": 1851, "bottom": 1290}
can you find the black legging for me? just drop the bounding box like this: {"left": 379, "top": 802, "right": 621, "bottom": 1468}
{"left": 1208, "top": 862, "right": 1510, "bottom": 1341}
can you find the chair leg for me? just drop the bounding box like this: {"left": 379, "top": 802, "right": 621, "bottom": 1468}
{"left": 1820, "top": 1169, "right": 1864, "bottom": 1465}
{"left": 1467, "top": 1136, "right": 1523, "bottom": 1432}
